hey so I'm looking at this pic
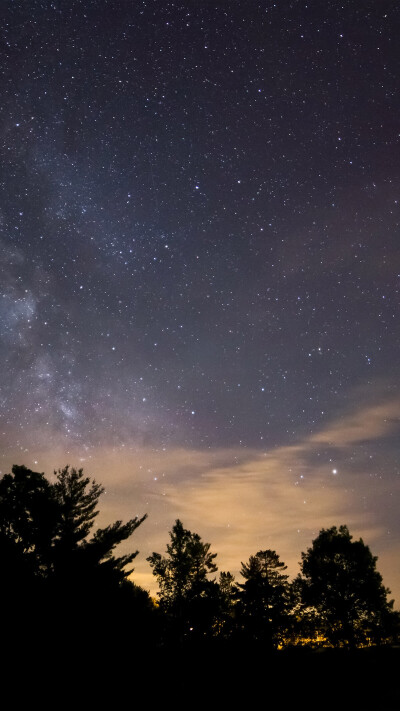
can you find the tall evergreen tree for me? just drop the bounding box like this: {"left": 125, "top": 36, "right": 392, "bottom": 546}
{"left": 50, "top": 466, "right": 147, "bottom": 591}
{"left": 215, "top": 571, "right": 238, "bottom": 638}
{"left": 238, "top": 549, "right": 290, "bottom": 648}
{"left": 0, "top": 464, "right": 149, "bottom": 640}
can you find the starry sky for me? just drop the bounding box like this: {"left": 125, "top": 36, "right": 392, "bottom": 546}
{"left": 1, "top": 1, "right": 399, "bottom": 600}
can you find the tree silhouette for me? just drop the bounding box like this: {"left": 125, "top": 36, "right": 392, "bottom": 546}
{"left": 53, "top": 465, "right": 104, "bottom": 548}
{"left": 215, "top": 571, "right": 239, "bottom": 638}
{"left": 51, "top": 466, "right": 147, "bottom": 592}
{"left": 147, "top": 519, "right": 218, "bottom": 641}
{"left": 238, "top": 549, "right": 290, "bottom": 648}
{"left": 0, "top": 464, "right": 150, "bottom": 648}
{"left": 0, "top": 464, "right": 61, "bottom": 602}
{"left": 298, "top": 525, "right": 397, "bottom": 647}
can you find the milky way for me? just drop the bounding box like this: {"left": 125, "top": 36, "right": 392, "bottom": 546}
{"left": 1, "top": 1, "right": 399, "bottom": 598}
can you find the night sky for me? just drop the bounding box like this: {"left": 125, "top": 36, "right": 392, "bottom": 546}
{"left": 1, "top": 1, "right": 399, "bottom": 600}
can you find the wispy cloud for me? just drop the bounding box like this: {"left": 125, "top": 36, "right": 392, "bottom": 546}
{"left": 309, "top": 399, "right": 400, "bottom": 446}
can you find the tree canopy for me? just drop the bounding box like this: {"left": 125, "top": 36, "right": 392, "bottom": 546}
{"left": 0, "top": 463, "right": 150, "bottom": 648}
{"left": 298, "top": 525, "right": 397, "bottom": 646}
{"left": 0, "top": 464, "right": 147, "bottom": 586}
{"left": 147, "top": 519, "right": 218, "bottom": 640}
{"left": 148, "top": 519, "right": 217, "bottom": 605}
{"left": 238, "top": 549, "right": 290, "bottom": 647}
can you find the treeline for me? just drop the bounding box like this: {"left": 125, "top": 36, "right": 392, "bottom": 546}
{"left": 1, "top": 464, "right": 399, "bottom": 656}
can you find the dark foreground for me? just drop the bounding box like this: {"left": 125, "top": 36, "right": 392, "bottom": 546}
{"left": 3, "top": 642, "right": 400, "bottom": 711}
